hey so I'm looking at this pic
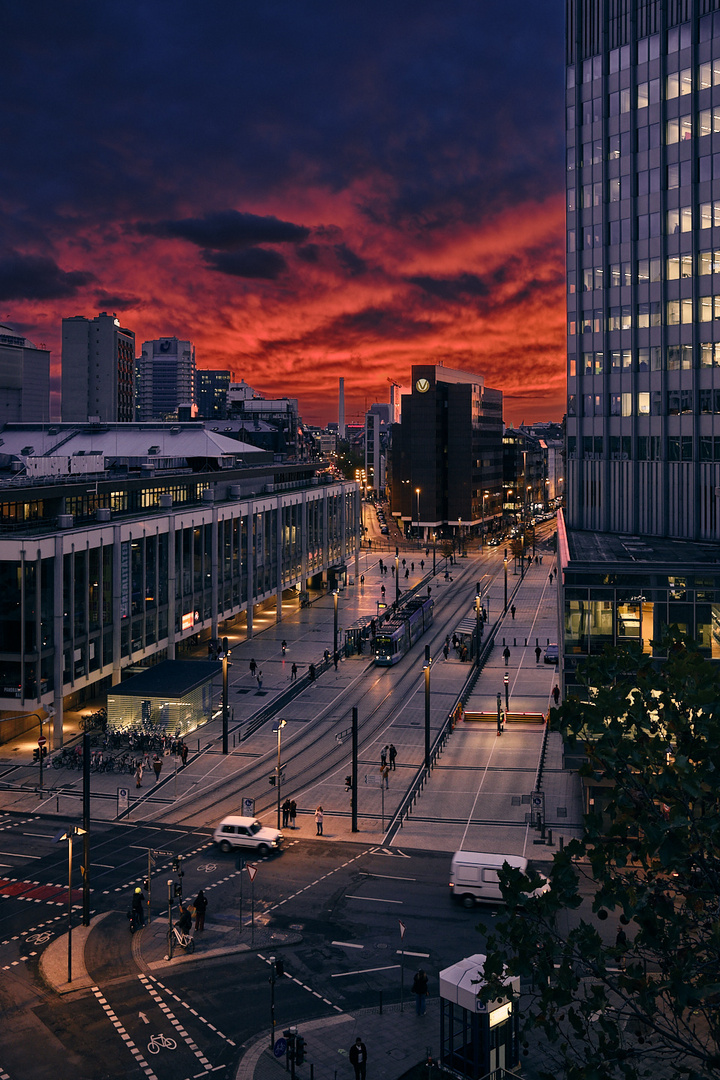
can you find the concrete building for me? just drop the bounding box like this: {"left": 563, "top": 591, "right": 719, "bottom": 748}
{"left": 364, "top": 403, "right": 391, "bottom": 496}
{"left": 0, "top": 422, "right": 360, "bottom": 745}
{"left": 388, "top": 364, "right": 503, "bottom": 539}
{"left": 61, "top": 312, "right": 135, "bottom": 423}
{"left": 137, "top": 337, "right": 196, "bottom": 421}
{"left": 227, "top": 384, "right": 301, "bottom": 460}
{"left": 562, "top": 0, "right": 720, "bottom": 693}
{"left": 0, "top": 324, "right": 50, "bottom": 423}
{"left": 502, "top": 427, "right": 548, "bottom": 521}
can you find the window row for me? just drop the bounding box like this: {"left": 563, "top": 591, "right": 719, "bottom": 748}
{"left": 572, "top": 345, "right": 699, "bottom": 374}
{"left": 568, "top": 203, "right": 720, "bottom": 251}
{"left": 575, "top": 251, "right": 720, "bottom": 293}
{"left": 570, "top": 299, "right": 720, "bottom": 331}
{"left": 570, "top": 389, "right": 717, "bottom": 417}
{"left": 567, "top": 434, "right": 720, "bottom": 462}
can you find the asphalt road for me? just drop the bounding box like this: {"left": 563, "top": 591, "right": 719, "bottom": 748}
{"left": 0, "top": 827, "right": 493, "bottom": 1080}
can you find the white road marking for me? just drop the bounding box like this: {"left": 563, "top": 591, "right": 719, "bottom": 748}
{"left": 331, "top": 941, "right": 364, "bottom": 949}
{"left": 346, "top": 895, "right": 403, "bottom": 904}
{"left": 331, "top": 965, "right": 401, "bottom": 978}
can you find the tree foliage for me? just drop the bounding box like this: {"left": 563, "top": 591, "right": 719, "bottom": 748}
{"left": 480, "top": 632, "right": 720, "bottom": 1080}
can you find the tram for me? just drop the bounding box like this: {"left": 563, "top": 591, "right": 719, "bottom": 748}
{"left": 373, "top": 596, "right": 434, "bottom": 666}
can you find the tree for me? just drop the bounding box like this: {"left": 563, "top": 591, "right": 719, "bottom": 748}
{"left": 480, "top": 632, "right": 720, "bottom": 1080}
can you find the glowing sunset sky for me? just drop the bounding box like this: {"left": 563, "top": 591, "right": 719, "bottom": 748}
{"left": 2, "top": 2, "right": 566, "bottom": 426}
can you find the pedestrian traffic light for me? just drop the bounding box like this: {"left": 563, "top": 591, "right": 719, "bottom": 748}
{"left": 33, "top": 748, "right": 40, "bottom": 763}
{"left": 41, "top": 745, "right": 47, "bottom": 757}
{"left": 269, "top": 774, "right": 276, "bottom": 786}
{"left": 172, "top": 856, "right": 180, "bottom": 872}
{"left": 275, "top": 958, "right": 284, "bottom": 977}
{"left": 345, "top": 775, "right": 352, "bottom": 790}
{"left": 143, "top": 878, "right": 149, "bottom": 891}
{"left": 295, "top": 1035, "right": 306, "bottom": 1065}
{"left": 173, "top": 882, "right": 182, "bottom": 897}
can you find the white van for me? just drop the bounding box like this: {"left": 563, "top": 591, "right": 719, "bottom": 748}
{"left": 213, "top": 815, "right": 283, "bottom": 857}
{"left": 449, "top": 851, "right": 549, "bottom": 908}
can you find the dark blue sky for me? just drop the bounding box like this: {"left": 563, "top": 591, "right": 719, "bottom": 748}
{"left": 1, "top": 1, "right": 566, "bottom": 423}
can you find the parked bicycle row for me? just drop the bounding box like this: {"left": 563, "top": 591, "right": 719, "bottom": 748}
{"left": 51, "top": 741, "right": 189, "bottom": 773}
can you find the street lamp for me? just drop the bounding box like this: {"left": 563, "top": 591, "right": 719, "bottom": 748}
{"left": 333, "top": 590, "right": 339, "bottom": 658}
{"left": 275, "top": 719, "right": 287, "bottom": 829}
{"left": 504, "top": 553, "right": 508, "bottom": 612}
{"left": 55, "top": 824, "right": 87, "bottom": 983}
{"left": 475, "top": 594, "right": 482, "bottom": 663}
{"left": 415, "top": 488, "right": 421, "bottom": 541}
{"left": 458, "top": 517, "right": 462, "bottom": 558}
{"left": 222, "top": 636, "right": 231, "bottom": 755}
{"left": 432, "top": 532, "right": 437, "bottom": 575}
{"left": 481, "top": 492, "right": 488, "bottom": 550}
{"left": 395, "top": 551, "right": 400, "bottom": 604}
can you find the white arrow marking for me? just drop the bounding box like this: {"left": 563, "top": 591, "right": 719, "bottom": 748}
{"left": 139, "top": 1011, "right": 149, "bottom": 1024}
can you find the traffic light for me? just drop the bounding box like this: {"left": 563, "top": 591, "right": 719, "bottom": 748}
{"left": 143, "top": 878, "right": 149, "bottom": 891}
{"left": 269, "top": 774, "right": 276, "bottom": 786}
{"left": 345, "top": 775, "right": 352, "bottom": 791}
{"left": 295, "top": 1035, "right": 306, "bottom": 1065}
{"left": 41, "top": 746, "right": 47, "bottom": 758}
{"left": 173, "top": 882, "right": 182, "bottom": 897}
{"left": 33, "top": 748, "right": 40, "bottom": 763}
{"left": 275, "top": 957, "right": 284, "bottom": 977}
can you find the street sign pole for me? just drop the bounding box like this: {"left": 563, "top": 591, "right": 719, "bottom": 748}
{"left": 247, "top": 863, "right": 258, "bottom": 947}
{"left": 399, "top": 920, "right": 407, "bottom": 1012}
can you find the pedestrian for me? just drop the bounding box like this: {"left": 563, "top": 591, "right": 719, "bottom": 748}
{"left": 135, "top": 761, "right": 143, "bottom": 788}
{"left": 282, "top": 798, "right": 291, "bottom": 827}
{"left": 380, "top": 745, "right": 388, "bottom": 769}
{"left": 249, "top": 658, "right": 257, "bottom": 677}
{"left": 289, "top": 799, "right": 297, "bottom": 828}
{"left": 315, "top": 806, "right": 324, "bottom": 835}
{"left": 309, "top": 663, "right": 316, "bottom": 681}
{"left": 324, "top": 648, "right": 330, "bottom": 664}
{"left": 511, "top": 604, "right": 516, "bottom": 620}
{"left": 381, "top": 585, "right": 386, "bottom": 598}
{"left": 281, "top": 639, "right": 287, "bottom": 654}
{"left": 334, "top": 650, "right": 340, "bottom": 671}
{"left": 535, "top": 645, "right": 542, "bottom": 664}
{"left": 381, "top": 764, "right": 390, "bottom": 789}
{"left": 389, "top": 743, "right": 397, "bottom": 770}
{"left": 411, "top": 562, "right": 414, "bottom": 571}
{"left": 549, "top": 571, "right": 553, "bottom": 585}
{"left": 412, "top": 968, "right": 429, "bottom": 1015}
{"left": 391, "top": 564, "right": 395, "bottom": 576}
{"left": 402, "top": 558, "right": 406, "bottom": 567}
{"left": 130, "top": 886, "right": 145, "bottom": 928}
{"left": 256, "top": 670, "right": 263, "bottom": 689}
{"left": 443, "top": 642, "right": 449, "bottom": 661}
{"left": 181, "top": 742, "right": 188, "bottom": 766}
{"left": 404, "top": 568, "right": 409, "bottom": 580}
{"left": 502, "top": 645, "right": 511, "bottom": 666}
{"left": 349, "top": 1038, "right": 367, "bottom": 1080}
{"left": 360, "top": 574, "right": 365, "bottom": 586}
{"left": 552, "top": 685, "right": 560, "bottom": 706}
{"left": 152, "top": 754, "right": 162, "bottom": 782}
{"left": 427, "top": 586, "right": 432, "bottom": 596}
{"left": 193, "top": 889, "right": 208, "bottom": 932}
{"left": 420, "top": 559, "right": 424, "bottom": 570}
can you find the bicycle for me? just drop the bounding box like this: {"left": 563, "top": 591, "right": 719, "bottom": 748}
{"left": 147, "top": 1033, "right": 177, "bottom": 1054}
{"left": 168, "top": 924, "right": 194, "bottom": 953}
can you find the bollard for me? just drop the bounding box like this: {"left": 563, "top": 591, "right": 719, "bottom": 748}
{"left": 525, "top": 638, "right": 527, "bottom": 646}
{"left": 547, "top": 829, "right": 553, "bottom": 845}
{"left": 379, "top": 990, "right": 383, "bottom": 1014}
{"left": 559, "top": 836, "right": 564, "bottom": 849}
{"left": 514, "top": 638, "right": 516, "bottom": 647}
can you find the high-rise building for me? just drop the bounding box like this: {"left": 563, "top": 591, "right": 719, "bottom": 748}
{"left": 566, "top": 0, "right": 720, "bottom": 540}
{"left": 137, "top": 337, "right": 196, "bottom": 421}
{"left": 61, "top": 312, "right": 135, "bottom": 422}
{"left": 561, "top": 0, "right": 720, "bottom": 692}
{"left": 389, "top": 364, "right": 503, "bottom": 539}
{"left": 196, "top": 369, "right": 231, "bottom": 420}
{"left": 364, "top": 402, "right": 391, "bottom": 495}
{"left": 0, "top": 324, "right": 50, "bottom": 423}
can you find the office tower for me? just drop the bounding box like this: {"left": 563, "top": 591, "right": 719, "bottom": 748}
{"left": 137, "top": 337, "right": 196, "bottom": 421}
{"left": 0, "top": 324, "right": 50, "bottom": 422}
{"left": 566, "top": 0, "right": 720, "bottom": 540}
{"left": 61, "top": 312, "right": 135, "bottom": 422}
{"left": 562, "top": 0, "right": 720, "bottom": 692}
{"left": 365, "top": 403, "right": 391, "bottom": 495}
{"left": 196, "top": 369, "right": 231, "bottom": 420}
{"left": 338, "top": 377, "right": 346, "bottom": 439}
{"left": 389, "top": 364, "right": 503, "bottom": 539}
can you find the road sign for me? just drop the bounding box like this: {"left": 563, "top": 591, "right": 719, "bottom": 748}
{"left": 117, "top": 787, "right": 130, "bottom": 814}
{"left": 247, "top": 864, "right": 258, "bottom": 882}
{"left": 274, "top": 1038, "right": 287, "bottom": 1058}
{"left": 242, "top": 797, "right": 255, "bottom": 816}
{"left": 37, "top": 736, "right": 47, "bottom": 746}
{"left": 365, "top": 773, "right": 381, "bottom": 786}
{"left": 152, "top": 849, "right": 173, "bottom": 857}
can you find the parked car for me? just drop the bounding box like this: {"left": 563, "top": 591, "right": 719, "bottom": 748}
{"left": 544, "top": 643, "right": 559, "bottom": 664}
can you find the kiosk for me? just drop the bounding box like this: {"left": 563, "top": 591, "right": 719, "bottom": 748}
{"left": 439, "top": 953, "right": 520, "bottom": 1079}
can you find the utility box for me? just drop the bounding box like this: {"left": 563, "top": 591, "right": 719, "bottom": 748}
{"left": 439, "top": 953, "right": 520, "bottom": 1078}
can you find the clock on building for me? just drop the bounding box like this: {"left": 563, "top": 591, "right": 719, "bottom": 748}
{"left": 415, "top": 378, "right": 430, "bottom": 393}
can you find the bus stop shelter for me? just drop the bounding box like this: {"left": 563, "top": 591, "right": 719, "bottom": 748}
{"left": 106, "top": 659, "right": 220, "bottom": 738}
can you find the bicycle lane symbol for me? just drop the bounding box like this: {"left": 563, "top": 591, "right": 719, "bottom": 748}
{"left": 147, "top": 1033, "right": 177, "bottom": 1054}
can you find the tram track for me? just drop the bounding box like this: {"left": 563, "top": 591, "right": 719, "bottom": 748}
{"left": 143, "top": 548, "right": 514, "bottom": 830}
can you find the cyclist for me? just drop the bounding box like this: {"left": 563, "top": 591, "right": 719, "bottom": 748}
{"left": 281, "top": 640, "right": 287, "bottom": 654}
{"left": 176, "top": 904, "right": 192, "bottom": 935}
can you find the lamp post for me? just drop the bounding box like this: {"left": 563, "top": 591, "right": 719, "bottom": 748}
{"left": 475, "top": 594, "right": 482, "bottom": 663}
{"left": 458, "top": 517, "right": 462, "bottom": 558}
{"left": 504, "top": 553, "right": 508, "bottom": 612}
{"left": 395, "top": 552, "right": 400, "bottom": 604}
{"left": 415, "top": 487, "right": 420, "bottom": 541}
{"left": 56, "top": 824, "right": 87, "bottom": 983}
{"left": 275, "top": 719, "right": 287, "bottom": 829}
{"left": 481, "top": 492, "right": 488, "bottom": 550}
{"left": 424, "top": 658, "right": 431, "bottom": 770}
{"left": 432, "top": 532, "right": 436, "bottom": 575}
{"left": 333, "top": 590, "right": 339, "bottom": 658}
{"left": 222, "top": 637, "right": 231, "bottom": 755}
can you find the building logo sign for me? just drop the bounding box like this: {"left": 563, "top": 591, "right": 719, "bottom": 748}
{"left": 415, "top": 378, "right": 430, "bottom": 393}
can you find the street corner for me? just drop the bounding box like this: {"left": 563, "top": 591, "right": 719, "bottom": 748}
{"left": 38, "top": 910, "right": 115, "bottom": 996}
